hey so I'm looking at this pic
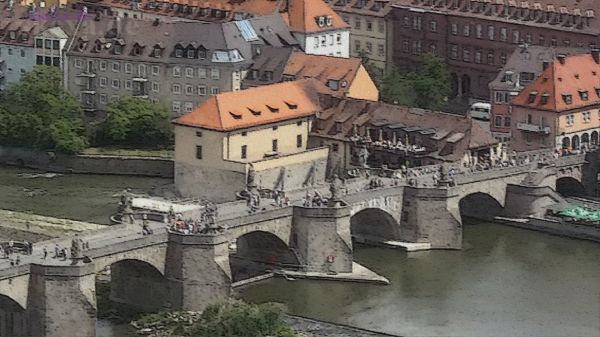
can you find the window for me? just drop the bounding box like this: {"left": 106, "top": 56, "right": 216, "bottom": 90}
{"left": 366, "top": 19, "right": 373, "bottom": 31}
{"left": 566, "top": 114, "right": 575, "bottom": 126}
{"left": 562, "top": 94, "right": 573, "bottom": 105}
{"left": 462, "top": 48, "right": 471, "bottom": 62}
{"left": 403, "top": 16, "right": 410, "bottom": 27}
{"left": 272, "top": 139, "right": 278, "bottom": 152}
{"left": 451, "top": 23, "right": 458, "bottom": 35}
{"left": 296, "top": 134, "right": 303, "bottom": 148}
{"left": 196, "top": 131, "right": 203, "bottom": 137}
{"left": 111, "top": 62, "right": 120, "bottom": 72}
{"left": 583, "top": 111, "right": 591, "bottom": 123}
{"left": 538, "top": 35, "right": 545, "bottom": 46}
{"left": 138, "top": 64, "right": 146, "bottom": 77}
{"left": 551, "top": 36, "right": 557, "bottom": 46}
{"left": 412, "top": 16, "right": 422, "bottom": 30}
{"left": 196, "top": 145, "right": 202, "bottom": 159}
{"left": 450, "top": 44, "right": 458, "bottom": 59}
{"left": 336, "top": 33, "right": 342, "bottom": 45}
{"left": 354, "top": 17, "right": 361, "bottom": 30}
{"left": 321, "top": 35, "right": 326, "bottom": 46}
{"left": 99, "top": 61, "right": 107, "bottom": 71}
{"left": 185, "top": 85, "right": 194, "bottom": 95}
{"left": 125, "top": 63, "right": 132, "bottom": 73}
{"left": 378, "top": 20, "right": 385, "bottom": 33}
{"left": 185, "top": 67, "right": 194, "bottom": 77}
{"left": 500, "top": 27, "right": 507, "bottom": 42}
{"left": 512, "top": 30, "right": 520, "bottom": 44}
{"left": 198, "top": 85, "right": 206, "bottom": 96}
{"left": 242, "top": 132, "right": 247, "bottom": 136}
{"left": 36, "top": 39, "right": 43, "bottom": 48}
{"left": 463, "top": 24, "right": 470, "bottom": 37}
{"left": 75, "top": 59, "right": 83, "bottom": 68}
{"left": 184, "top": 102, "right": 194, "bottom": 112}
{"left": 355, "top": 40, "right": 361, "bottom": 52}
{"left": 474, "top": 50, "right": 482, "bottom": 64}
{"left": 500, "top": 52, "right": 507, "bottom": 65}
{"left": 173, "top": 66, "right": 181, "bottom": 77}
{"left": 20, "top": 49, "right": 25, "bottom": 57}
{"left": 172, "top": 101, "right": 181, "bottom": 114}
{"left": 476, "top": 24, "right": 483, "bottom": 38}
{"left": 332, "top": 143, "right": 339, "bottom": 152}
{"left": 412, "top": 40, "right": 422, "bottom": 55}
{"left": 211, "top": 68, "right": 220, "bottom": 80}
{"left": 488, "top": 26, "right": 495, "bottom": 40}
{"left": 111, "top": 79, "right": 120, "bottom": 89}
{"left": 152, "top": 82, "right": 160, "bottom": 92}
{"left": 211, "top": 87, "right": 220, "bottom": 95}
{"left": 366, "top": 42, "right": 372, "bottom": 54}
{"left": 313, "top": 37, "right": 319, "bottom": 48}
{"left": 187, "top": 49, "right": 195, "bottom": 59}
{"left": 100, "top": 94, "right": 108, "bottom": 104}
{"left": 152, "top": 65, "right": 160, "bottom": 76}
{"left": 175, "top": 48, "right": 183, "bottom": 58}
{"left": 328, "top": 34, "right": 334, "bottom": 46}
{"left": 564, "top": 39, "right": 571, "bottom": 47}
{"left": 99, "top": 77, "right": 107, "bottom": 88}
{"left": 125, "top": 80, "right": 132, "bottom": 90}
{"left": 525, "top": 32, "right": 532, "bottom": 44}
{"left": 495, "top": 116, "right": 502, "bottom": 126}
{"left": 241, "top": 145, "right": 247, "bottom": 159}
{"left": 272, "top": 126, "right": 278, "bottom": 131}
{"left": 198, "top": 67, "right": 207, "bottom": 79}
{"left": 504, "top": 117, "right": 511, "bottom": 127}
{"left": 430, "top": 20, "right": 437, "bottom": 32}
{"left": 296, "top": 120, "right": 303, "bottom": 126}
{"left": 153, "top": 47, "right": 162, "bottom": 58}
{"left": 172, "top": 84, "right": 181, "bottom": 94}
{"left": 487, "top": 50, "right": 494, "bottom": 65}
{"left": 378, "top": 44, "right": 385, "bottom": 57}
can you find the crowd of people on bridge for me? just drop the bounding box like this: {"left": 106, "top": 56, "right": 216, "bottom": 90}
{"left": 167, "top": 203, "right": 226, "bottom": 235}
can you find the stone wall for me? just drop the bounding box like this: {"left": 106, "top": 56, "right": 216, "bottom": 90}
{"left": 174, "top": 161, "right": 246, "bottom": 202}
{"left": 503, "top": 184, "right": 566, "bottom": 218}
{"left": 0, "top": 147, "right": 173, "bottom": 178}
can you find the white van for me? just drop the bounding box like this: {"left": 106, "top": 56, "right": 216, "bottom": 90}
{"left": 467, "top": 102, "right": 491, "bottom": 120}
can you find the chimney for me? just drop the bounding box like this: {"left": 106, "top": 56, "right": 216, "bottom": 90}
{"left": 557, "top": 54, "right": 566, "bottom": 65}
{"left": 592, "top": 48, "right": 600, "bottom": 64}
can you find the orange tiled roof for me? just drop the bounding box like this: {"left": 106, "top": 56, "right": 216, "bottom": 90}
{"left": 512, "top": 52, "right": 600, "bottom": 112}
{"left": 287, "top": 0, "right": 350, "bottom": 33}
{"left": 173, "top": 79, "right": 324, "bottom": 131}
{"left": 284, "top": 51, "right": 362, "bottom": 90}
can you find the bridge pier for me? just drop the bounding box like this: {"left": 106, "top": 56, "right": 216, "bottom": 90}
{"left": 27, "top": 264, "right": 96, "bottom": 337}
{"left": 400, "top": 187, "right": 462, "bottom": 249}
{"left": 165, "top": 233, "right": 232, "bottom": 311}
{"left": 292, "top": 205, "right": 353, "bottom": 273}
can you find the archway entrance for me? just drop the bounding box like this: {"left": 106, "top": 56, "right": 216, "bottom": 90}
{"left": 459, "top": 192, "right": 503, "bottom": 221}
{"left": 591, "top": 131, "right": 598, "bottom": 146}
{"left": 562, "top": 137, "right": 571, "bottom": 149}
{"left": 0, "top": 295, "right": 26, "bottom": 337}
{"left": 97, "top": 259, "right": 168, "bottom": 319}
{"left": 556, "top": 177, "right": 585, "bottom": 197}
{"left": 229, "top": 231, "right": 299, "bottom": 283}
{"left": 350, "top": 208, "right": 399, "bottom": 244}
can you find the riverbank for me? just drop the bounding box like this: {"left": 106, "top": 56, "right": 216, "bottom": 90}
{"left": 494, "top": 215, "right": 600, "bottom": 243}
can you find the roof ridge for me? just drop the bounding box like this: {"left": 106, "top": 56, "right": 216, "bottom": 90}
{"left": 214, "top": 96, "right": 225, "bottom": 130}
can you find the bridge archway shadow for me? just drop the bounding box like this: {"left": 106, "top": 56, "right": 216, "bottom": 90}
{"left": 350, "top": 208, "right": 399, "bottom": 244}
{"left": 556, "top": 177, "right": 585, "bottom": 197}
{"left": 459, "top": 192, "right": 503, "bottom": 222}
{"left": 0, "top": 295, "right": 27, "bottom": 337}
{"left": 97, "top": 259, "right": 169, "bottom": 317}
{"left": 229, "top": 231, "right": 299, "bottom": 283}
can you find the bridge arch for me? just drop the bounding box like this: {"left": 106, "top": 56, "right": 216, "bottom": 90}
{"left": 93, "top": 245, "right": 167, "bottom": 276}
{"left": 229, "top": 230, "right": 299, "bottom": 282}
{"left": 458, "top": 192, "right": 503, "bottom": 221}
{"left": 350, "top": 208, "right": 399, "bottom": 243}
{"left": 0, "top": 294, "right": 27, "bottom": 337}
{"left": 98, "top": 258, "right": 170, "bottom": 312}
{"left": 556, "top": 177, "right": 585, "bottom": 197}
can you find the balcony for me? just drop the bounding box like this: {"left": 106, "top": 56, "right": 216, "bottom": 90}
{"left": 517, "top": 123, "right": 551, "bottom": 134}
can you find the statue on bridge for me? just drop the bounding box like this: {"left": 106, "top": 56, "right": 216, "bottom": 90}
{"left": 328, "top": 174, "right": 344, "bottom": 207}
{"left": 70, "top": 237, "right": 84, "bottom": 262}
{"left": 357, "top": 146, "right": 369, "bottom": 169}
{"left": 437, "top": 163, "right": 453, "bottom": 187}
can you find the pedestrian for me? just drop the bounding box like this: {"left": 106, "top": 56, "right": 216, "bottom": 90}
{"left": 15, "top": 255, "right": 20, "bottom": 265}
{"left": 43, "top": 247, "right": 48, "bottom": 259}
{"left": 54, "top": 244, "right": 60, "bottom": 258}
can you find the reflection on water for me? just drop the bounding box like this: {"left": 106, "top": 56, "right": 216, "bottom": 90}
{"left": 240, "top": 223, "right": 600, "bottom": 337}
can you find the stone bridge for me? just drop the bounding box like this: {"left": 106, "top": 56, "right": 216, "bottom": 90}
{"left": 0, "top": 151, "right": 595, "bottom": 337}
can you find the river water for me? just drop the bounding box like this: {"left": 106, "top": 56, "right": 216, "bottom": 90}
{"left": 0, "top": 166, "right": 598, "bottom": 337}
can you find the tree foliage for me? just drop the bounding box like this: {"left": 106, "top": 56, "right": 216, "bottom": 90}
{"left": 381, "top": 53, "right": 450, "bottom": 110}
{"left": 100, "top": 96, "right": 173, "bottom": 147}
{"left": 0, "top": 66, "right": 86, "bottom": 153}
{"left": 189, "top": 301, "right": 295, "bottom": 337}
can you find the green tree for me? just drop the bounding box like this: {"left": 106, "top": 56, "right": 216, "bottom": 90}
{"left": 189, "top": 301, "right": 295, "bottom": 337}
{"left": 0, "top": 66, "right": 86, "bottom": 153}
{"left": 381, "top": 53, "right": 450, "bottom": 110}
{"left": 101, "top": 96, "right": 173, "bottom": 147}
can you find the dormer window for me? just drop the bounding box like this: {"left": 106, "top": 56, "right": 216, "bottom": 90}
{"left": 326, "top": 15, "right": 333, "bottom": 26}
{"left": 595, "top": 87, "right": 600, "bottom": 97}
{"left": 20, "top": 32, "right": 29, "bottom": 41}
{"left": 94, "top": 42, "right": 103, "bottom": 52}
{"left": 198, "top": 48, "right": 207, "bottom": 59}
{"left": 132, "top": 44, "right": 142, "bottom": 56}
{"left": 540, "top": 93, "right": 549, "bottom": 105}
{"left": 578, "top": 89, "right": 589, "bottom": 101}
{"left": 318, "top": 16, "right": 325, "bottom": 27}
{"left": 562, "top": 93, "right": 573, "bottom": 104}
{"left": 527, "top": 91, "right": 538, "bottom": 104}
{"left": 114, "top": 44, "right": 123, "bottom": 55}
{"left": 285, "top": 101, "right": 298, "bottom": 109}
{"left": 175, "top": 47, "right": 183, "bottom": 58}
{"left": 187, "top": 49, "right": 195, "bottom": 59}
{"left": 77, "top": 41, "right": 87, "bottom": 51}
{"left": 153, "top": 46, "right": 162, "bottom": 57}
{"left": 9, "top": 31, "right": 16, "bottom": 40}
{"left": 327, "top": 79, "right": 340, "bottom": 90}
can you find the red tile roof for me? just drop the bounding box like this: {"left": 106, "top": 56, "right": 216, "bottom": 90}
{"left": 512, "top": 52, "right": 600, "bottom": 112}
{"left": 173, "top": 79, "right": 325, "bottom": 131}
{"left": 287, "top": 0, "right": 349, "bottom": 33}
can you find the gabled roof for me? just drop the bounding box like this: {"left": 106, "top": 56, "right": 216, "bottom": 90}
{"left": 284, "top": 51, "right": 361, "bottom": 85}
{"left": 173, "top": 79, "right": 325, "bottom": 131}
{"left": 287, "top": 0, "right": 350, "bottom": 33}
{"left": 512, "top": 52, "right": 600, "bottom": 112}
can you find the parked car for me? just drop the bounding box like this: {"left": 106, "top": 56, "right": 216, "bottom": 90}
{"left": 467, "top": 102, "right": 491, "bottom": 120}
